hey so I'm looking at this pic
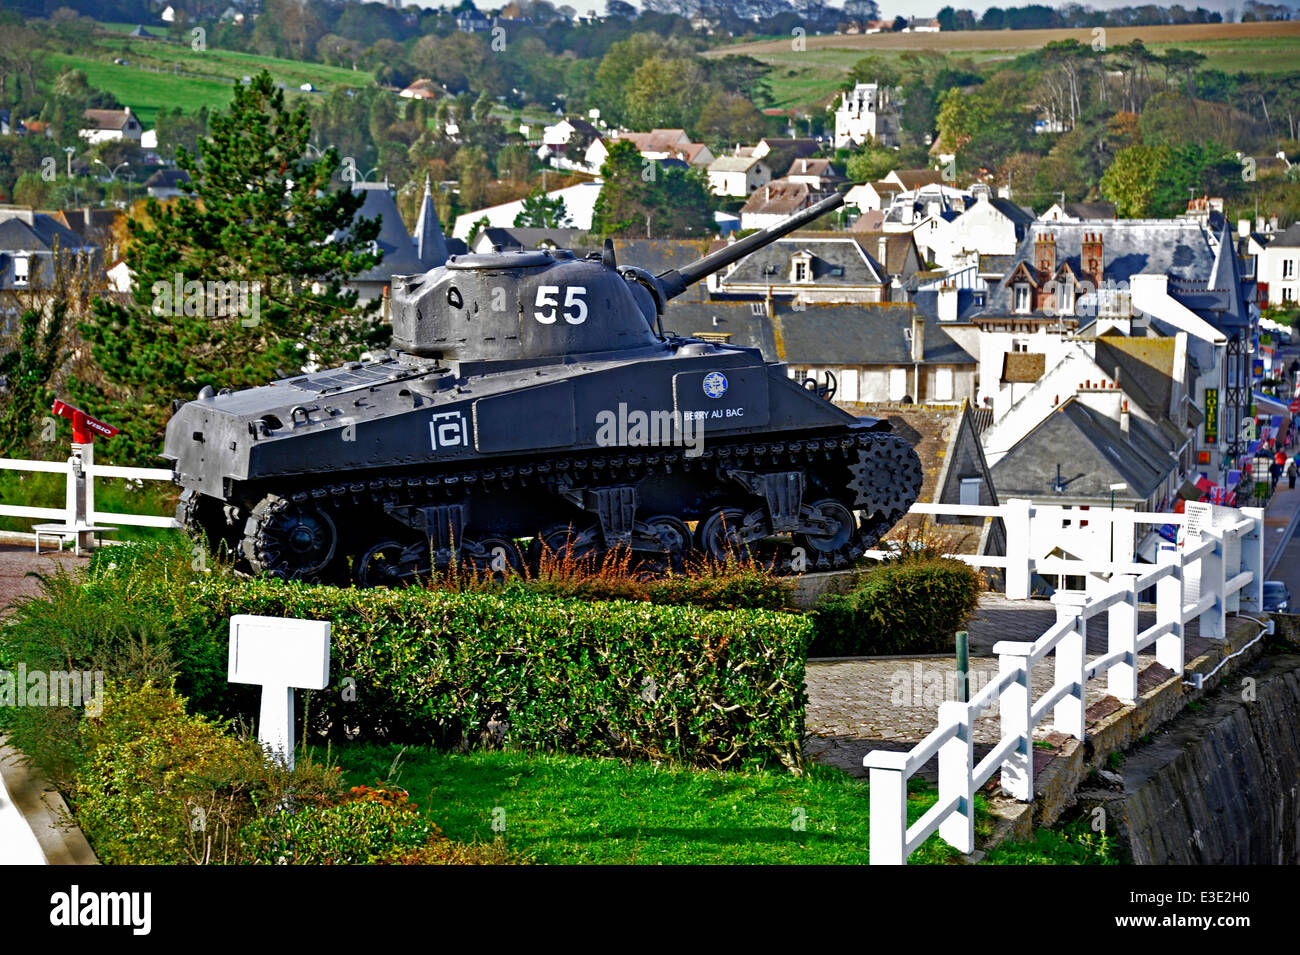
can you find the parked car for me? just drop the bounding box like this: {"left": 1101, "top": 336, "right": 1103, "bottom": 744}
{"left": 1263, "top": 580, "right": 1290, "bottom": 613}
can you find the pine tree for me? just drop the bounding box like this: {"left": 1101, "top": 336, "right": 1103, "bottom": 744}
{"left": 77, "top": 71, "right": 384, "bottom": 465}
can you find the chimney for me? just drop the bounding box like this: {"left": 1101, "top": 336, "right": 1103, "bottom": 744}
{"left": 1270, "top": 213, "right": 1279, "bottom": 232}
{"left": 910, "top": 314, "right": 925, "bottom": 363}
{"left": 877, "top": 235, "right": 889, "bottom": 271}
{"left": 1120, "top": 400, "right": 1130, "bottom": 434}
{"left": 1034, "top": 231, "right": 1056, "bottom": 276}
{"left": 1238, "top": 218, "right": 1251, "bottom": 238}
{"left": 1081, "top": 231, "right": 1104, "bottom": 290}
{"left": 84, "top": 207, "right": 92, "bottom": 228}
{"left": 937, "top": 284, "right": 958, "bottom": 323}
{"left": 1257, "top": 215, "right": 1266, "bottom": 232}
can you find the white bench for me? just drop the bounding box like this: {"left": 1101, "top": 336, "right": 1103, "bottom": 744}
{"left": 32, "top": 523, "right": 118, "bottom": 556}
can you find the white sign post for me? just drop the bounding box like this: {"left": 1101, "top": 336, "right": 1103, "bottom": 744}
{"left": 228, "top": 615, "right": 331, "bottom": 770}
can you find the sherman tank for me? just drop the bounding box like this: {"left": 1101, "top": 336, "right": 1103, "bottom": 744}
{"left": 163, "top": 192, "right": 923, "bottom": 585}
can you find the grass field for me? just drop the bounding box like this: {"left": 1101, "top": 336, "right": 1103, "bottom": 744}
{"left": 336, "top": 744, "right": 987, "bottom": 864}
{"left": 711, "top": 22, "right": 1300, "bottom": 110}
{"left": 47, "top": 28, "right": 378, "bottom": 126}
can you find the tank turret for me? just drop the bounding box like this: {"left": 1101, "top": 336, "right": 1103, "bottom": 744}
{"left": 390, "top": 193, "right": 845, "bottom": 362}
{"left": 166, "top": 190, "right": 922, "bottom": 585}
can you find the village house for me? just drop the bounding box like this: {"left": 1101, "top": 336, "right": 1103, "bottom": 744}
{"left": 708, "top": 233, "right": 919, "bottom": 303}
{"left": 738, "top": 179, "right": 815, "bottom": 231}
{"left": 79, "top": 107, "right": 143, "bottom": 145}
{"left": 1257, "top": 222, "right": 1300, "bottom": 306}
{"left": 706, "top": 153, "right": 772, "bottom": 198}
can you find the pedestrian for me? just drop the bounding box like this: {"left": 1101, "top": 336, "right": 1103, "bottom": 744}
{"left": 1289, "top": 458, "right": 1297, "bottom": 490}
{"left": 1271, "top": 460, "right": 1283, "bottom": 491}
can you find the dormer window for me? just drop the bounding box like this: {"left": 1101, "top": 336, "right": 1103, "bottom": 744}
{"left": 12, "top": 253, "right": 30, "bottom": 286}
{"left": 790, "top": 251, "right": 813, "bottom": 284}
{"left": 1014, "top": 283, "right": 1030, "bottom": 313}
{"left": 1058, "top": 281, "right": 1074, "bottom": 315}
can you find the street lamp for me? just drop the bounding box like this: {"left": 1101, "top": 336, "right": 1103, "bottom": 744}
{"left": 63, "top": 146, "right": 75, "bottom": 178}
{"left": 1109, "top": 482, "right": 1127, "bottom": 564}
{"left": 93, "top": 159, "right": 130, "bottom": 181}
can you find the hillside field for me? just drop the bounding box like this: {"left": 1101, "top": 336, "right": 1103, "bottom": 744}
{"left": 709, "top": 21, "right": 1300, "bottom": 110}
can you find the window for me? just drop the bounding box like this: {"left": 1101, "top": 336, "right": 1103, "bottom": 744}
{"left": 935, "top": 367, "right": 953, "bottom": 401}
{"left": 888, "top": 367, "right": 907, "bottom": 401}
{"left": 1014, "top": 284, "right": 1030, "bottom": 313}
{"left": 960, "top": 477, "right": 982, "bottom": 506}
{"left": 1012, "top": 339, "right": 1029, "bottom": 353}
{"left": 839, "top": 368, "right": 859, "bottom": 402}
{"left": 1058, "top": 281, "right": 1074, "bottom": 315}
{"left": 1285, "top": 287, "right": 1295, "bottom": 303}
{"left": 794, "top": 261, "right": 808, "bottom": 282}
{"left": 12, "top": 254, "right": 29, "bottom": 286}
{"left": 1284, "top": 259, "right": 1296, "bottom": 280}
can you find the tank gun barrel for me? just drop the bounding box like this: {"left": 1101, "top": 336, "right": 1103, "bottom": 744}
{"left": 656, "top": 192, "right": 845, "bottom": 300}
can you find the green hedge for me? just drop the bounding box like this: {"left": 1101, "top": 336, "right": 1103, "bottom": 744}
{"left": 13, "top": 541, "right": 812, "bottom": 772}
{"left": 810, "top": 558, "right": 980, "bottom": 657}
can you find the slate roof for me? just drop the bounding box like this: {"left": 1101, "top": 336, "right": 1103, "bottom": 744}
{"left": 1095, "top": 335, "right": 1178, "bottom": 425}
{"left": 334, "top": 183, "right": 445, "bottom": 282}
{"left": 977, "top": 220, "right": 1217, "bottom": 320}
{"left": 0, "top": 209, "right": 91, "bottom": 253}
{"left": 716, "top": 235, "right": 883, "bottom": 288}
{"left": 991, "top": 398, "right": 1177, "bottom": 503}
{"left": 660, "top": 300, "right": 975, "bottom": 368}
{"left": 912, "top": 286, "right": 982, "bottom": 323}
{"left": 477, "top": 226, "right": 583, "bottom": 252}
{"left": 1268, "top": 223, "right": 1300, "bottom": 248}
{"left": 1063, "top": 201, "right": 1115, "bottom": 220}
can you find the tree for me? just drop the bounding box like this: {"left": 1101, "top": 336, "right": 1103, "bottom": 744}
{"left": 76, "top": 72, "right": 384, "bottom": 466}
{"left": 514, "top": 190, "right": 571, "bottom": 228}
{"left": 592, "top": 139, "right": 714, "bottom": 238}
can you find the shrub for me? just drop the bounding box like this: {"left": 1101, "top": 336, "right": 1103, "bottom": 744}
{"left": 810, "top": 558, "right": 980, "bottom": 657}
{"left": 71, "top": 680, "right": 344, "bottom": 865}
{"left": 62, "top": 542, "right": 812, "bottom": 771}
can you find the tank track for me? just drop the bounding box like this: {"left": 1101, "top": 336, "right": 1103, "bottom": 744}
{"left": 223, "top": 429, "right": 922, "bottom": 584}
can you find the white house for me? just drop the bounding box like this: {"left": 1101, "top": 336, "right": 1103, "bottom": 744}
{"left": 452, "top": 181, "right": 604, "bottom": 239}
{"left": 706, "top": 154, "right": 771, "bottom": 197}
{"left": 1258, "top": 223, "right": 1300, "bottom": 306}
{"left": 834, "top": 82, "right": 899, "bottom": 149}
{"left": 79, "top": 108, "right": 143, "bottom": 145}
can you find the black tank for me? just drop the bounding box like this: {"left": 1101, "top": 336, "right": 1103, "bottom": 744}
{"left": 163, "top": 193, "right": 922, "bottom": 584}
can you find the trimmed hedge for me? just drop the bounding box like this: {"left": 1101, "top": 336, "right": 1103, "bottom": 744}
{"left": 810, "top": 558, "right": 980, "bottom": 657}
{"left": 25, "top": 542, "right": 813, "bottom": 771}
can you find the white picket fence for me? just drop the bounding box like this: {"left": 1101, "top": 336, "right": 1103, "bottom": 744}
{"left": 0, "top": 455, "right": 179, "bottom": 531}
{"left": 863, "top": 499, "right": 1265, "bottom": 864}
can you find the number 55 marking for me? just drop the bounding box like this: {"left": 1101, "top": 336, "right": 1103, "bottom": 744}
{"left": 534, "top": 285, "right": 588, "bottom": 325}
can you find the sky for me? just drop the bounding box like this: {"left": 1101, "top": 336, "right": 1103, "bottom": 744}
{"left": 400, "top": 0, "right": 1256, "bottom": 19}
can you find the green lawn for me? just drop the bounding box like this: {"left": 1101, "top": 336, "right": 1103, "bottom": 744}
{"left": 51, "top": 29, "right": 377, "bottom": 126}
{"left": 334, "top": 744, "right": 991, "bottom": 865}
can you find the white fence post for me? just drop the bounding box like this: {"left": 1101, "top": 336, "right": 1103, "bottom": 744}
{"left": 1200, "top": 535, "right": 1226, "bottom": 641}
{"left": 1108, "top": 574, "right": 1140, "bottom": 704}
{"left": 1004, "top": 498, "right": 1033, "bottom": 599}
{"left": 1240, "top": 506, "right": 1264, "bottom": 612}
{"left": 864, "top": 752, "right": 909, "bottom": 865}
{"left": 1050, "top": 594, "right": 1087, "bottom": 739}
{"left": 1155, "top": 546, "right": 1185, "bottom": 674}
{"left": 937, "top": 701, "right": 974, "bottom": 854}
{"left": 994, "top": 640, "right": 1034, "bottom": 801}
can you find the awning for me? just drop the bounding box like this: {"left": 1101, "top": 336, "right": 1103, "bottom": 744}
{"left": 1136, "top": 530, "right": 1163, "bottom": 563}
{"left": 1254, "top": 391, "right": 1289, "bottom": 415}
{"left": 1177, "top": 477, "right": 1204, "bottom": 501}
{"left": 1185, "top": 400, "right": 1205, "bottom": 427}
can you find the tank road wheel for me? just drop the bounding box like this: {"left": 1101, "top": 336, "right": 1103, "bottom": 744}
{"left": 357, "top": 540, "right": 416, "bottom": 588}
{"left": 530, "top": 523, "right": 601, "bottom": 570}
{"left": 696, "top": 507, "right": 748, "bottom": 563}
{"left": 641, "top": 515, "right": 693, "bottom": 573}
{"left": 463, "top": 537, "right": 525, "bottom": 579}
{"left": 243, "top": 494, "right": 338, "bottom": 581}
{"left": 796, "top": 499, "right": 858, "bottom": 556}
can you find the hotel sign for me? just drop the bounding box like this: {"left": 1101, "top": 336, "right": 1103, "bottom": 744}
{"left": 1204, "top": 388, "right": 1218, "bottom": 443}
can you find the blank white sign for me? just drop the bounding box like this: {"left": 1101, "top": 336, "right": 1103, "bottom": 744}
{"left": 228, "top": 615, "right": 331, "bottom": 690}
